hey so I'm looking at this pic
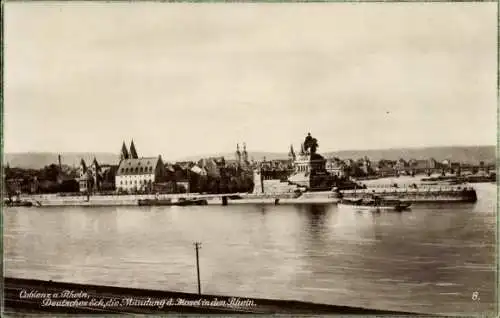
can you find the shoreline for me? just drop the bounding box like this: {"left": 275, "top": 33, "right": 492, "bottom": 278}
{"left": 4, "top": 277, "right": 428, "bottom": 315}
{"left": 8, "top": 187, "right": 481, "bottom": 208}
{"left": 6, "top": 176, "right": 488, "bottom": 207}
{"left": 9, "top": 192, "right": 342, "bottom": 207}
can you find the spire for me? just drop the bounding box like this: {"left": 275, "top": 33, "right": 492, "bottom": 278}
{"left": 288, "top": 144, "right": 296, "bottom": 160}
{"left": 121, "top": 141, "right": 130, "bottom": 160}
{"left": 93, "top": 157, "right": 100, "bottom": 170}
{"left": 236, "top": 143, "right": 241, "bottom": 163}
{"left": 300, "top": 143, "right": 305, "bottom": 155}
{"left": 80, "top": 159, "right": 87, "bottom": 172}
{"left": 242, "top": 143, "right": 248, "bottom": 163}
{"left": 130, "top": 140, "right": 139, "bottom": 159}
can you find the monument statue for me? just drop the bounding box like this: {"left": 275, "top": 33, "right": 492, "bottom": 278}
{"left": 303, "top": 132, "right": 319, "bottom": 154}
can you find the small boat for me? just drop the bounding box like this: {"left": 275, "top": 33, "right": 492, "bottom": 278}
{"left": 176, "top": 198, "right": 208, "bottom": 206}
{"left": 138, "top": 198, "right": 208, "bottom": 206}
{"left": 138, "top": 198, "right": 173, "bottom": 206}
{"left": 4, "top": 199, "right": 33, "bottom": 207}
{"left": 338, "top": 196, "right": 411, "bottom": 212}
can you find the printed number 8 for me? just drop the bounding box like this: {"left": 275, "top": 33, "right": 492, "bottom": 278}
{"left": 472, "top": 291, "right": 479, "bottom": 301}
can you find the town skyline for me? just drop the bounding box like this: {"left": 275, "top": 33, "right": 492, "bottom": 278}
{"left": 4, "top": 3, "right": 496, "bottom": 159}
{"left": 4, "top": 142, "right": 495, "bottom": 170}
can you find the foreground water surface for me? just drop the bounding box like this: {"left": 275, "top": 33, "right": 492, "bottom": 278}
{"left": 4, "top": 183, "right": 497, "bottom": 315}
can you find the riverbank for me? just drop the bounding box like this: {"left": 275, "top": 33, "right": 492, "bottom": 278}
{"left": 13, "top": 192, "right": 342, "bottom": 207}
{"left": 4, "top": 277, "right": 427, "bottom": 315}
{"left": 10, "top": 181, "right": 481, "bottom": 207}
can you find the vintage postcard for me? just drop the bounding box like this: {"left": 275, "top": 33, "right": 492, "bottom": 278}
{"left": 2, "top": 1, "right": 497, "bottom": 316}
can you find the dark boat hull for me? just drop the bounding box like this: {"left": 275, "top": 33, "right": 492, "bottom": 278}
{"left": 138, "top": 199, "right": 173, "bottom": 206}
{"left": 138, "top": 199, "right": 208, "bottom": 206}
{"left": 4, "top": 201, "right": 33, "bottom": 207}
{"left": 176, "top": 199, "right": 208, "bottom": 206}
{"left": 339, "top": 202, "right": 411, "bottom": 212}
{"left": 341, "top": 188, "right": 477, "bottom": 203}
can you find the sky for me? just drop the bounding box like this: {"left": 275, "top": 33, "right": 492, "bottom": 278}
{"left": 4, "top": 2, "right": 497, "bottom": 160}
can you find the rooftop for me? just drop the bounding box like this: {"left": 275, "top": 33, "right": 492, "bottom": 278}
{"left": 116, "top": 157, "right": 160, "bottom": 176}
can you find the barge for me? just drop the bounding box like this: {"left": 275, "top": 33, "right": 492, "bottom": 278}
{"left": 338, "top": 196, "right": 411, "bottom": 212}
{"left": 340, "top": 185, "right": 477, "bottom": 203}
{"left": 138, "top": 198, "right": 208, "bottom": 206}
{"left": 224, "top": 191, "right": 342, "bottom": 205}
{"left": 3, "top": 199, "right": 33, "bottom": 207}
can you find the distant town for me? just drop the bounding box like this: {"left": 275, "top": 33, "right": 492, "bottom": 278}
{"left": 3, "top": 133, "right": 496, "bottom": 197}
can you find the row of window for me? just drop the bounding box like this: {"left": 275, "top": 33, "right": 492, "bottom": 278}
{"left": 120, "top": 179, "right": 153, "bottom": 186}
{"left": 119, "top": 175, "right": 153, "bottom": 181}
{"left": 121, "top": 166, "right": 153, "bottom": 174}
{"left": 297, "top": 165, "right": 309, "bottom": 172}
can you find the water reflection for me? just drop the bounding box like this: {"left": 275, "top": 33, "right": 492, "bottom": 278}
{"left": 303, "top": 204, "right": 329, "bottom": 236}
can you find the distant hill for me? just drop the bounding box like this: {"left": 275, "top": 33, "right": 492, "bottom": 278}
{"left": 4, "top": 145, "right": 496, "bottom": 169}
{"left": 178, "top": 151, "right": 287, "bottom": 163}
{"left": 4, "top": 152, "right": 119, "bottom": 169}
{"left": 181, "top": 145, "right": 496, "bottom": 165}
{"left": 324, "top": 145, "right": 496, "bottom": 165}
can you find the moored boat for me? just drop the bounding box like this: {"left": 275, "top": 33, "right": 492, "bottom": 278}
{"left": 338, "top": 196, "right": 411, "bottom": 212}
{"left": 138, "top": 198, "right": 173, "bottom": 206}
{"left": 4, "top": 199, "right": 33, "bottom": 207}
{"left": 138, "top": 198, "right": 208, "bottom": 206}
{"left": 176, "top": 198, "right": 208, "bottom": 206}
{"left": 341, "top": 185, "right": 477, "bottom": 203}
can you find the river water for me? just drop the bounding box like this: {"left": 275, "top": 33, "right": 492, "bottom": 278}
{"left": 4, "top": 182, "right": 497, "bottom": 315}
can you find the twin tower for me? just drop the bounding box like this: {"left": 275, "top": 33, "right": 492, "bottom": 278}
{"left": 120, "top": 140, "right": 139, "bottom": 160}
{"left": 235, "top": 143, "right": 249, "bottom": 166}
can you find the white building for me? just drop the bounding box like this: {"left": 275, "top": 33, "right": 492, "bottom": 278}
{"left": 325, "top": 159, "right": 346, "bottom": 178}
{"left": 115, "top": 156, "right": 164, "bottom": 192}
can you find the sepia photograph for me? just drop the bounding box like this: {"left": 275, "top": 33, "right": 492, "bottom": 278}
{"left": 2, "top": 1, "right": 497, "bottom": 316}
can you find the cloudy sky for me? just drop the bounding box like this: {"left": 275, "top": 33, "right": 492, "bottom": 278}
{"left": 4, "top": 2, "right": 496, "bottom": 160}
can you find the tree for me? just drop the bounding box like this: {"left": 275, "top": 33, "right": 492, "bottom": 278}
{"left": 40, "top": 164, "right": 60, "bottom": 182}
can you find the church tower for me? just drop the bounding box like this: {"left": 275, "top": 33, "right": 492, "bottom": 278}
{"left": 288, "top": 144, "right": 296, "bottom": 161}
{"left": 91, "top": 157, "right": 101, "bottom": 191}
{"left": 130, "top": 140, "right": 139, "bottom": 159}
{"left": 120, "top": 141, "right": 129, "bottom": 160}
{"left": 235, "top": 144, "right": 241, "bottom": 165}
{"left": 80, "top": 158, "right": 87, "bottom": 173}
{"left": 242, "top": 143, "right": 249, "bottom": 164}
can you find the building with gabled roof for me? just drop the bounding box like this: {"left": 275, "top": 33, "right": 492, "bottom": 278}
{"left": 115, "top": 156, "right": 165, "bottom": 192}
{"left": 197, "top": 157, "right": 225, "bottom": 178}
{"left": 325, "top": 158, "right": 347, "bottom": 178}
{"left": 115, "top": 140, "right": 166, "bottom": 192}
{"left": 78, "top": 157, "right": 102, "bottom": 193}
{"left": 114, "top": 140, "right": 165, "bottom": 192}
